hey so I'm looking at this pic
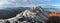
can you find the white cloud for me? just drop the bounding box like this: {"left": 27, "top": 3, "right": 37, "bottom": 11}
{"left": 0, "top": 0, "right": 48, "bottom": 7}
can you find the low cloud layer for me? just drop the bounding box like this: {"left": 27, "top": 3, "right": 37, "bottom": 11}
{"left": 0, "top": 0, "right": 51, "bottom": 7}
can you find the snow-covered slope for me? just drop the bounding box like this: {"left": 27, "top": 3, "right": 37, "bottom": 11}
{"left": 0, "top": 6, "right": 49, "bottom": 23}
{"left": 6, "top": 7, "right": 49, "bottom": 23}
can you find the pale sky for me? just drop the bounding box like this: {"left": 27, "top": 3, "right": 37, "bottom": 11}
{"left": 0, "top": 0, "right": 60, "bottom": 7}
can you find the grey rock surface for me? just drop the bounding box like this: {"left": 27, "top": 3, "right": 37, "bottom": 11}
{"left": 0, "top": 6, "right": 49, "bottom": 23}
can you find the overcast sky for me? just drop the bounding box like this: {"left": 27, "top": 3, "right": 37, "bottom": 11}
{"left": 0, "top": 0, "right": 60, "bottom": 7}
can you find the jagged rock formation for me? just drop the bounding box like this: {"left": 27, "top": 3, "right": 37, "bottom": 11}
{"left": 7, "top": 7, "right": 48, "bottom": 23}
{"left": 0, "top": 7, "right": 30, "bottom": 19}
{"left": 0, "top": 6, "right": 49, "bottom": 23}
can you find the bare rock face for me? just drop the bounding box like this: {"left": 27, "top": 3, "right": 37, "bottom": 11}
{"left": 15, "top": 7, "right": 48, "bottom": 23}
{"left": 16, "top": 10, "right": 42, "bottom": 23}
{"left": 0, "top": 7, "right": 49, "bottom": 23}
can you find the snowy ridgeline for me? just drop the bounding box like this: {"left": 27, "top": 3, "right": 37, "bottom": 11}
{"left": 0, "top": 7, "right": 49, "bottom": 23}
{"left": 0, "top": 6, "right": 50, "bottom": 19}
{"left": 0, "top": 7, "right": 31, "bottom": 19}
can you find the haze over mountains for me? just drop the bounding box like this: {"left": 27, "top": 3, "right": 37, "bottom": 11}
{"left": 0, "top": 6, "right": 59, "bottom": 19}
{"left": 0, "top": 7, "right": 31, "bottom": 19}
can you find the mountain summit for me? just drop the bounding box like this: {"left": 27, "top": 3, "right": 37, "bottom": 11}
{"left": 14, "top": 7, "right": 49, "bottom": 23}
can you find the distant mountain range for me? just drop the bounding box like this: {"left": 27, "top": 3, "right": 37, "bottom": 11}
{"left": 0, "top": 7, "right": 31, "bottom": 19}
{"left": 0, "top": 6, "right": 59, "bottom": 19}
